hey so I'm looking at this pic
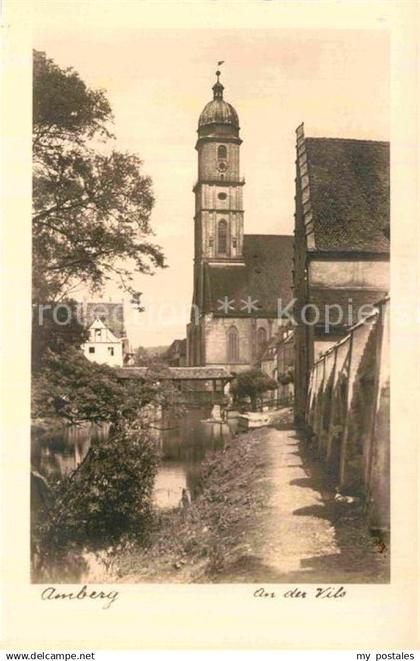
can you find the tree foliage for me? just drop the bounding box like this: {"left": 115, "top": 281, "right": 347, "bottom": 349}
{"left": 32, "top": 345, "right": 178, "bottom": 424}
{"left": 33, "top": 49, "right": 113, "bottom": 149}
{"left": 231, "top": 369, "right": 277, "bottom": 411}
{"left": 31, "top": 299, "right": 88, "bottom": 371}
{"left": 33, "top": 50, "right": 165, "bottom": 304}
{"left": 33, "top": 420, "right": 159, "bottom": 581}
{"left": 32, "top": 346, "right": 126, "bottom": 423}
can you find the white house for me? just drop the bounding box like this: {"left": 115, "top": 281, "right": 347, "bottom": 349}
{"left": 83, "top": 316, "right": 125, "bottom": 367}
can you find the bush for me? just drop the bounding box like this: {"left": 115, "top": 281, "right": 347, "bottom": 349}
{"left": 33, "top": 419, "right": 159, "bottom": 580}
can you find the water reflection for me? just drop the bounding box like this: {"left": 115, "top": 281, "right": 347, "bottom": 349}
{"left": 31, "top": 423, "right": 108, "bottom": 483}
{"left": 31, "top": 406, "right": 236, "bottom": 509}
{"left": 151, "top": 406, "right": 234, "bottom": 508}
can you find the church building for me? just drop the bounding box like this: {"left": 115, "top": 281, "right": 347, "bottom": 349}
{"left": 186, "top": 71, "right": 293, "bottom": 371}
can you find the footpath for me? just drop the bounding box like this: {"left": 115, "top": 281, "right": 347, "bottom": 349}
{"left": 109, "top": 412, "right": 389, "bottom": 583}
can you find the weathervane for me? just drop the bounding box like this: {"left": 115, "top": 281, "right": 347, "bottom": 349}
{"left": 216, "top": 60, "right": 225, "bottom": 81}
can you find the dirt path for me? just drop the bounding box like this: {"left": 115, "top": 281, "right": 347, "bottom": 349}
{"left": 212, "top": 426, "right": 389, "bottom": 583}
{"left": 114, "top": 419, "right": 389, "bottom": 583}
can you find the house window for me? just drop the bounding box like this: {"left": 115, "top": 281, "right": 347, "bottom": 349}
{"left": 95, "top": 328, "right": 101, "bottom": 339}
{"left": 227, "top": 326, "right": 239, "bottom": 362}
{"left": 217, "top": 219, "right": 228, "bottom": 255}
{"left": 217, "top": 145, "right": 227, "bottom": 159}
{"left": 89, "top": 347, "right": 95, "bottom": 354}
{"left": 108, "top": 347, "right": 114, "bottom": 356}
{"left": 257, "top": 327, "right": 267, "bottom": 354}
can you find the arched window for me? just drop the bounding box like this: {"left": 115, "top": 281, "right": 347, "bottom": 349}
{"left": 227, "top": 326, "right": 239, "bottom": 363}
{"left": 217, "top": 219, "right": 228, "bottom": 255}
{"left": 257, "top": 327, "right": 267, "bottom": 354}
{"left": 217, "top": 144, "right": 227, "bottom": 159}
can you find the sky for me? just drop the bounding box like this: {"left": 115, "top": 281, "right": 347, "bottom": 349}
{"left": 34, "top": 15, "right": 389, "bottom": 348}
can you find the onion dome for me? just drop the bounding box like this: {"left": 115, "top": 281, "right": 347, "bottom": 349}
{"left": 198, "top": 71, "right": 239, "bottom": 137}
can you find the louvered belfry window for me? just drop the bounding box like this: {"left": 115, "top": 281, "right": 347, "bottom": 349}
{"left": 218, "top": 219, "right": 228, "bottom": 255}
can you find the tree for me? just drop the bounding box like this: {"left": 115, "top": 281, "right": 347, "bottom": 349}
{"left": 31, "top": 299, "right": 88, "bottom": 371}
{"left": 132, "top": 345, "right": 170, "bottom": 367}
{"left": 33, "top": 50, "right": 165, "bottom": 305}
{"left": 231, "top": 369, "right": 277, "bottom": 411}
{"left": 30, "top": 52, "right": 171, "bottom": 581}
{"left": 32, "top": 346, "right": 127, "bottom": 423}
{"left": 32, "top": 345, "right": 179, "bottom": 425}
{"left": 132, "top": 346, "right": 152, "bottom": 366}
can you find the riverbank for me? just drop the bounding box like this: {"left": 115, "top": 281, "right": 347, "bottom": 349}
{"left": 105, "top": 407, "right": 388, "bottom": 584}
{"left": 109, "top": 416, "right": 283, "bottom": 583}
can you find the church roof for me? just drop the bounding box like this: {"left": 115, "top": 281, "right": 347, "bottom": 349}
{"left": 198, "top": 71, "right": 239, "bottom": 132}
{"left": 203, "top": 234, "right": 294, "bottom": 318}
{"left": 302, "top": 137, "right": 390, "bottom": 254}
{"left": 198, "top": 99, "right": 239, "bottom": 130}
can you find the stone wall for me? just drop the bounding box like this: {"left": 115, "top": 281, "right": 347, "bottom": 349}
{"left": 306, "top": 297, "right": 390, "bottom": 532}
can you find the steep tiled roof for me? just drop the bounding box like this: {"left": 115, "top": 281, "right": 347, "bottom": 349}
{"left": 81, "top": 302, "right": 126, "bottom": 338}
{"left": 303, "top": 137, "right": 390, "bottom": 253}
{"left": 204, "top": 234, "right": 294, "bottom": 317}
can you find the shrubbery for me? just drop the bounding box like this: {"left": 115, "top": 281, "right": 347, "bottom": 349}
{"left": 33, "top": 419, "right": 159, "bottom": 581}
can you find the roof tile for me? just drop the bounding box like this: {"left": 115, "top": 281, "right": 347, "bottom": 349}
{"left": 304, "top": 137, "right": 390, "bottom": 253}
{"left": 205, "top": 234, "right": 294, "bottom": 316}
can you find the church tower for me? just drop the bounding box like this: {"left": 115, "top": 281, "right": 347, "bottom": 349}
{"left": 189, "top": 69, "right": 246, "bottom": 365}
{"left": 187, "top": 70, "right": 294, "bottom": 368}
{"left": 193, "top": 70, "right": 245, "bottom": 272}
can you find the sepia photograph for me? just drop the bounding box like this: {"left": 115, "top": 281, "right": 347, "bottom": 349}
{"left": 29, "top": 23, "right": 391, "bottom": 587}
{"left": 3, "top": 0, "right": 420, "bottom": 652}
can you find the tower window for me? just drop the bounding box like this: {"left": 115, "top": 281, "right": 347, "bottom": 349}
{"left": 217, "top": 219, "right": 228, "bottom": 255}
{"left": 227, "top": 326, "right": 239, "bottom": 362}
{"left": 217, "top": 145, "right": 227, "bottom": 159}
{"left": 218, "top": 192, "right": 227, "bottom": 200}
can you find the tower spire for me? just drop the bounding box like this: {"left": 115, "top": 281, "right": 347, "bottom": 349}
{"left": 212, "top": 69, "right": 224, "bottom": 100}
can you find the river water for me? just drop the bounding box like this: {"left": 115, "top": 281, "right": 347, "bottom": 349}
{"left": 31, "top": 405, "right": 237, "bottom": 510}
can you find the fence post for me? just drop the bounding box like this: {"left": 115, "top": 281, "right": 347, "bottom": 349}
{"left": 365, "top": 301, "right": 388, "bottom": 529}
{"left": 325, "top": 348, "right": 338, "bottom": 462}
{"left": 338, "top": 331, "right": 354, "bottom": 489}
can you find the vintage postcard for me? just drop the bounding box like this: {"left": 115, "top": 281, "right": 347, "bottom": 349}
{"left": 0, "top": 0, "right": 418, "bottom": 652}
